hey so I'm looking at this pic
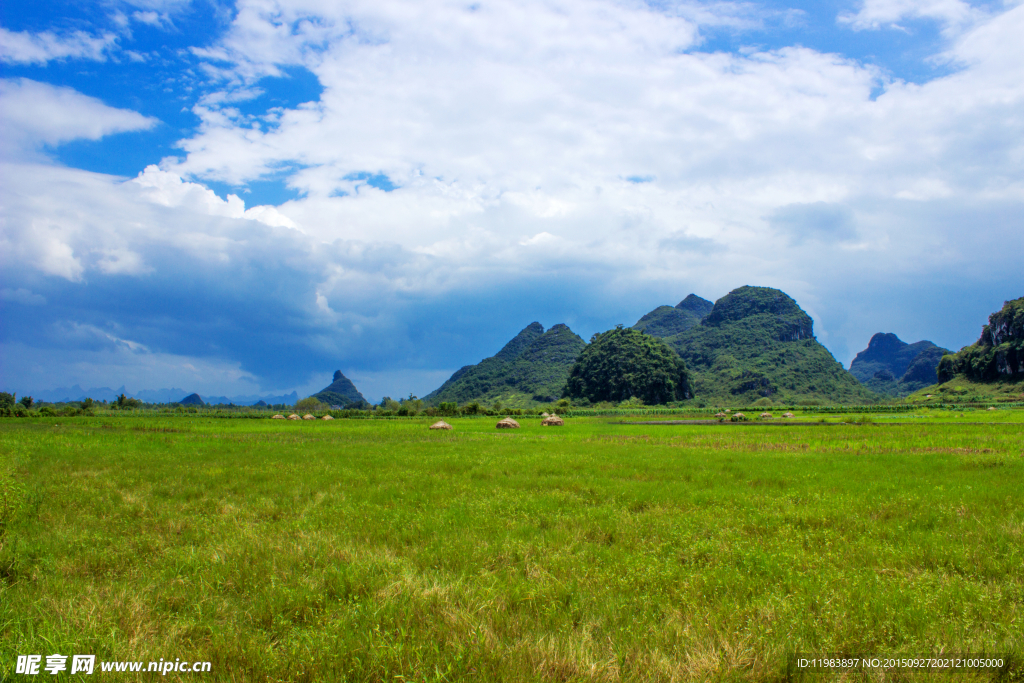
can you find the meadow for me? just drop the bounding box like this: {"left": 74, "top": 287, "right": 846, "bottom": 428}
{"left": 1, "top": 411, "right": 1022, "bottom": 681}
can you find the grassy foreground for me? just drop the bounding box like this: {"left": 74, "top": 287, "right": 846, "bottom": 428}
{"left": 1, "top": 413, "right": 1022, "bottom": 682}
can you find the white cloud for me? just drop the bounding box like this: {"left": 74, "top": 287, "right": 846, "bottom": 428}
{"left": 0, "top": 78, "right": 157, "bottom": 157}
{"left": 0, "top": 27, "right": 118, "bottom": 64}
{"left": 0, "top": 288, "right": 47, "bottom": 305}
{"left": 838, "top": 0, "right": 982, "bottom": 33}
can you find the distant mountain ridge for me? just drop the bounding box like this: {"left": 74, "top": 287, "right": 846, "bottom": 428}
{"left": 638, "top": 286, "right": 877, "bottom": 404}
{"left": 20, "top": 385, "right": 299, "bottom": 406}
{"left": 425, "top": 322, "right": 586, "bottom": 406}
{"left": 849, "top": 333, "right": 950, "bottom": 396}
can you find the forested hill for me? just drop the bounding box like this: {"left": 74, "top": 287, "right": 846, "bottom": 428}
{"left": 937, "top": 296, "right": 1024, "bottom": 383}
{"left": 632, "top": 294, "right": 713, "bottom": 337}
{"left": 424, "top": 323, "right": 586, "bottom": 407}
{"left": 659, "top": 286, "right": 878, "bottom": 404}
{"left": 313, "top": 370, "right": 368, "bottom": 408}
{"left": 849, "top": 333, "right": 949, "bottom": 396}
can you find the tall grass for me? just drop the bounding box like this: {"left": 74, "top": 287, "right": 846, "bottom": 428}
{"left": 1, "top": 416, "right": 1021, "bottom": 681}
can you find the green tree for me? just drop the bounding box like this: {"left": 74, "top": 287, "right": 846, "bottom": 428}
{"left": 564, "top": 327, "right": 692, "bottom": 405}
{"left": 295, "top": 396, "right": 325, "bottom": 412}
{"left": 19, "top": 396, "right": 33, "bottom": 409}
{"left": 0, "top": 393, "right": 14, "bottom": 410}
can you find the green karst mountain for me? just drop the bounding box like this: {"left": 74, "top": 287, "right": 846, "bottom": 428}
{"left": 632, "top": 294, "right": 714, "bottom": 337}
{"left": 929, "top": 297, "right": 1024, "bottom": 400}
{"left": 313, "top": 370, "right": 368, "bottom": 408}
{"left": 849, "top": 333, "right": 950, "bottom": 396}
{"left": 641, "top": 286, "right": 878, "bottom": 404}
{"left": 425, "top": 323, "right": 586, "bottom": 407}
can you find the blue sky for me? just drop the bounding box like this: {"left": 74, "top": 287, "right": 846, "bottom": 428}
{"left": 1, "top": 0, "right": 1022, "bottom": 403}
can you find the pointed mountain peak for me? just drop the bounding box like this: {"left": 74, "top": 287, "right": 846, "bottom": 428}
{"left": 314, "top": 370, "right": 367, "bottom": 407}
{"left": 494, "top": 322, "right": 545, "bottom": 360}
{"left": 676, "top": 294, "right": 713, "bottom": 317}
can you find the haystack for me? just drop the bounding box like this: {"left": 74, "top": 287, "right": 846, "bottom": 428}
{"left": 782, "top": 412, "right": 794, "bottom": 418}
{"left": 731, "top": 412, "right": 747, "bottom": 422}
{"left": 541, "top": 412, "right": 551, "bottom": 417}
{"left": 321, "top": 415, "right": 334, "bottom": 420}
{"left": 271, "top": 414, "right": 285, "bottom": 419}
{"left": 759, "top": 412, "right": 772, "bottom": 419}
{"left": 302, "top": 414, "right": 315, "bottom": 420}
{"left": 725, "top": 409, "right": 731, "bottom": 413}
{"left": 541, "top": 415, "right": 564, "bottom": 426}
{"left": 430, "top": 420, "right": 453, "bottom": 430}
{"left": 496, "top": 417, "right": 520, "bottom": 429}
{"left": 715, "top": 412, "right": 727, "bottom": 418}
{"left": 287, "top": 414, "right": 300, "bottom": 420}
{"left": 987, "top": 406, "right": 996, "bottom": 411}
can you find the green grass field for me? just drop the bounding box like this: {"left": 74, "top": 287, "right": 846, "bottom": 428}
{"left": 1, "top": 412, "right": 1022, "bottom": 681}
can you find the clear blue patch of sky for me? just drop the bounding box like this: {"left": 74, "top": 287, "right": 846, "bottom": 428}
{"left": 203, "top": 174, "right": 305, "bottom": 208}
{"left": 232, "top": 65, "right": 324, "bottom": 118}
{"left": 626, "top": 175, "right": 655, "bottom": 183}
{"left": 689, "top": 0, "right": 1000, "bottom": 85}
{"left": 344, "top": 171, "right": 397, "bottom": 192}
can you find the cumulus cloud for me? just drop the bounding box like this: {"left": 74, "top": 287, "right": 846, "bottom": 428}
{"left": 0, "top": 27, "right": 118, "bottom": 64}
{"left": 839, "top": 0, "right": 980, "bottom": 33}
{"left": 0, "top": 79, "right": 157, "bottom": 157}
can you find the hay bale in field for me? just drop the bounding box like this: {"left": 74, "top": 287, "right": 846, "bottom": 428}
{"left": 987, "top": 406, "right": 996, "bottom": 411}
{"left": 782, "top": 412, "right": 794, "bottom": 418}
{"left": 287, "top": 414, "right": 300, "bottom": 420}
{"left": 725, "top": 409, "right": 731, "bottom": 413}
{"left": 302, "top": 414, "right": 315, "bottom": 420}
{"left": 715, "top": 412, "right": 727, "bottom": 418}
{"left": 430, "top": 420, "right": 453, "bottom": 430}
{"left": 759, "top": 412, "right": 772, "bottom": 419}
{"left": 321, "top": 415, "right": 334, "bottom": 420}
{"left": 731, "top": 412, "right": 747, "bottom": 422}
{"left": 541, "top": 415, "right": 564, "bottom": 426}
{"left": 496, "top": 417, "right": 520, "bottom": 429}
{"left": 541, "top": 412, "right": 551, "bottom": 417}
{"left": 271, "top": 414, "right": 285, "bottom": 419}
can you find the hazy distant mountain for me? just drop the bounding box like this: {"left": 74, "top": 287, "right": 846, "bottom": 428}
{"left": 657, "top": 286, "right": 878, "bottom": 404}
{"left": 425, "top": 322, "right": 586, "bottom": 406}
{"left": 22, "top": 385, "right": 298, "bottom": 406}
{"left": 849, "top": 333, "right": 950, "bottom": 396}
{"left": 632, "top": 294, "right": 713, "bottom": 337}
{"left": 313, "top": 370, "right": 368, "bottom": 408}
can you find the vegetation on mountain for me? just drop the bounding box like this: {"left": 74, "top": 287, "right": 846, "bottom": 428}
{"left": 849, "top": 333, "right": 950, "bottom": 396}
{"left": 179, "top": 393, "right": 205, "bottom": 406}
{"left": 425, "top": 323, "right": 586, "bottom": 407}
{"left": 631, "top": 294, "right": 713, "bottom": 337}
{"left": 313, "top": 370, "right": 368, "bottom": 408}
{"left": 563, "top": 327, "right": 691, "bottom": 404}
{"left": 936, "top": 297, "right": 1024, "bottom": 384}
{"left": 654, "top": 286, "right": 878, "bottom": 404}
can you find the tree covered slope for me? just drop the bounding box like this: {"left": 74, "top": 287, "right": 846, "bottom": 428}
{"left": 424, "top": 323, "right": 586, "bottom": 406}
{"left": 658, "top": 286, "right": 878, "bottom": 404}
{"left": 632, "top": 294, "right": 713, "bottom": 337}
{"left": 937, "top": 296, "right": 1024, "bottom": 383}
